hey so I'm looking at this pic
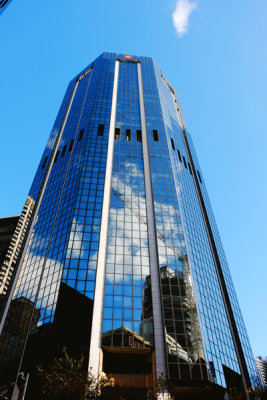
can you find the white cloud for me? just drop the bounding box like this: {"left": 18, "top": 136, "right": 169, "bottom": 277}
{"left": 105, "top": 163, "right": 186, "bottom": 283}
{"left": 14, "top": 252, "right": 63, "bottom": 323}
{"left": 46, "top": 128, "right": 59, "bottom": 150}
{"left": 172, "top": 0, "right": 197, "bottom": 37}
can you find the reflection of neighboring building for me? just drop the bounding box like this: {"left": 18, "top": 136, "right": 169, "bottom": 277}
{"left": 160, "top": 264, "right": 204, "bottom": 362}
{"left": 0, "top": 296, "right": 40, "bottom": 363}
{"left": 255, "top": 357, "right": 267, "bottom": 386}
{"left": 0, "top": 196, "right": 35, "bottom": 295}
{"left": 102, "top": 326, "right": 154, "bottom": 392}
{"left": 102, "top": 326, "right": 153, "bottom": 349}
{"left": 0, "top": 283, "right": 93, "bottom": 397}
{"left": 143, "top": 263, "right": 205, "bottom": 380}
{"left": 165, "top": 333, "right": 192, "bottom": 363}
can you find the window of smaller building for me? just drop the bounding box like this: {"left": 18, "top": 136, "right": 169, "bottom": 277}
{"left": 177, "top": 150, "right": 182, "bottom": 162}
{"left": 197, "top": 170, "right": 202, "bottom": 183}
{"left": 183, "top": 156, "right": 187, "bottom": 169}
{"left": 171, "top": 138, "right": 175, "bottom": 150}
{"left": 136, "top": 130, "right": 142, "bottom": 142}
{"left": 41, "top": 156, "right": 48, "bottom": 170}
{"left": 54, "top": 150, "right": 60, "bottom": 163}
{"left": 153, "top": 130, "right": 159, "bottom": 142}
{"left": 97, "top": 124, "right": 104, "bottom": 137}
{"left": 115, "top": 128, "right": 120, "bottom": 140}
{"left": 126, "top": 129, "right": 131, "bottom": 141}
{"left": 61, "top": 145, "right": 67, "bottom": 157}
{"left": 78, "top": 129, "right": 84, "bottom": 141}
{"left": 68, "top": 139, "right": 74, "bottom": 152}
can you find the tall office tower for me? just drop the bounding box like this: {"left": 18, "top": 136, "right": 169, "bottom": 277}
{"left": 0, "top": 0, "right": 12, "bottom": 14}
{"left": 0, "top": 53, "right": 259, "bottom": 399}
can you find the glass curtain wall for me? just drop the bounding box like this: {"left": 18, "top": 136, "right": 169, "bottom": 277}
{"left": 140, "top": 57, "right": 207, "bottom": 381}
{"left": 102, "top": 61, "right": 154, "bottom": 350}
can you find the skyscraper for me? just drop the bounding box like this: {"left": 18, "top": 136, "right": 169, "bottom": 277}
{"left": 0, "top": 52, "right": 259, "bottom": 399}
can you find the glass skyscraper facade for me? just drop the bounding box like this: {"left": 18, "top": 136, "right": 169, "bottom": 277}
{"left": 0, "top": 52, "right": 258, "bottom": 399}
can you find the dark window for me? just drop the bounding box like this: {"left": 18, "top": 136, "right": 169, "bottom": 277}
{"left": 197, "top": 170, "right": 202, "bottom": 183}
{"left": 188, "top": 162, "right": 192, "bottom": 174}
{"left": 78, "top": 129, "right": 84, "bottom": 141}
{"left": 115, "top": 128, "right": 120, "bottom": 140}
{"left": 97, "top": 124, "right": 104, "bottom": 137}
{"left": 183, "top": 156, "right": 187, "bottom": 169}
{"left": 61, "top": 145, "right": 67, "bottom": 157}
{"left": 54, "top": 150, "right": 60, "bottom": 163}
{"left": 68, "top": 139, "right": 74, "bottom": 152}
{"left": 153, "top": 130, "right": 159, "bottom": 141}
{"left": 171, "top": 138, "right": 175, "bottom": 150}
{"left": 103, "top": 352, "right": 152, "bottom": 374}
{"left": 136, "top": 130, "right": 142, "bottom": 142}
{"left": 126, "top": 129, "right": 131, "bottom": 141}
{"left": 41, "top": 156, "right": 48, "bottom": 170}
{"left": 177, "top": 150, "right": 182, "bottom": 162}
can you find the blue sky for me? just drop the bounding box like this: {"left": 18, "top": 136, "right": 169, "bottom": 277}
{"left": 1, "top": 0, "right": 266, "bottom": 356}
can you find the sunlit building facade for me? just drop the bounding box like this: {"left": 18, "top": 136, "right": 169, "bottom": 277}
{"left": 0, "top": 196, "right": 35, "bottom": 296}
{"left": 255, "top": 357, "right": 267, "bottom": 387}
{"left": 0, "top": 53, "right": 258, "bottom": 399}
{"left": 0, "top": 216, "right": 19, "bottom": 268}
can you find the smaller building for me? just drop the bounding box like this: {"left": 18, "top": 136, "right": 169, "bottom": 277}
{"left": 0, "top": 216, "right": 19, "bottom": 267}
{"left": 255, "top": 357, "right": 267, "bottom": 386}
{"left": 0, "top": 196, "right": 35, "bottom": 295}
{"left": 0, "top": 0, "right": 13, "bottom": 15}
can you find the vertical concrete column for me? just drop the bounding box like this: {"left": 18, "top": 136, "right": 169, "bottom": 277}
{"left": 88, "top": 60, "right": 120, "bottom": 375}
{"left": 0, "top": 77, "right": 79, "bottom": 336}
{"left": 137, "top": 62, "right": 167, "bottom": 378}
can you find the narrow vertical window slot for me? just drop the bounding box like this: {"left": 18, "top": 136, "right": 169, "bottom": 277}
{"left": 54, "top": 150, "right": 60, "bottom": 163}
{"left": 136, "top": 130, "right": 142, "bottom": 142}
{"left": 97, "top": 124, "right": 104, "bottom": 137}
{"left": 171, "top": 138, "right": 175, "bottom": 150}
{"left": 78, "top": 129, "right": 84, "bottom": 141}
{"left": 188, "top": 163, "right": 192, "bottom": 175}
{"left": 183, "top": 156, "right": 187, "bottom": 169}
{"left": 41, "top": 156, "right": 48, "bottom": 170}
{"left": 153, "top": 130, "right": 159, "bottom": 142}
{"left": 197, "top": 170, "right": 202, "bottom": 183}
{"left": 68, "top": 139, "right": 74, "bottom": 152}
{"left": 115, "top": 128, "right": 120, "bottom": 140}
{"left": 61, "top": 145, "right": 67, "bottom": 157}
{"left": 177, "top": 150, "right": 182, "bottom": 162}
{"left": 126, "top": 129, "right": 131, "bottom": 141}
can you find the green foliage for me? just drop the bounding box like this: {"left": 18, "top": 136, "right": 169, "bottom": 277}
{"left": 37, "top": 348, "right": 124, "bottom": 400}
{"left": 228, "top": 385, "right": 267, "bottom": 400}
